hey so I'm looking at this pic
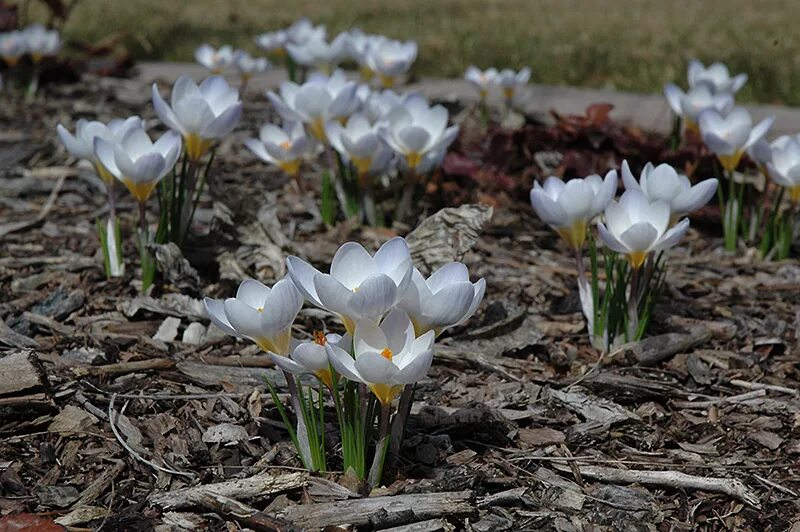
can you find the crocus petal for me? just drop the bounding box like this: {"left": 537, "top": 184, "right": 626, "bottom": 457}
{"left": 354, "top": 351, "right": 398, "bottom": 384}
{"left": 348, "top": 274, "right": 398, "bottom": 320}
{"left": 270, "top": 353, "right": 307, "bottom": 374}
{"left": 203, "top": 297, "right": 239, "bottom": 336}
{"left": 326, "top": 343, "right": 364, "bottom": 383}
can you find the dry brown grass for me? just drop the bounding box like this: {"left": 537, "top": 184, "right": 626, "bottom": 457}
{"left": 28, "top": 0, "right": 800, "bottom": 104}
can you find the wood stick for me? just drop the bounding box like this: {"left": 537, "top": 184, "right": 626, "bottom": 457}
{"left": 73, "top": 358, "right": 175, "bottom": 377}
{"left": 148, "top": 470, "right": 307, "bottom": 510}
{"left": 573, "top": 465, "right": 760, "bottom": 508}
{"left": 194, "top": 492, "right": 302, "bottom": 532}
{"left": 274, "top": 490, "right": 475, "bottom": 530}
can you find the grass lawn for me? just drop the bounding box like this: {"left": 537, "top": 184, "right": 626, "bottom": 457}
{"left": 27, "top": 0, "right": 800, "bottom": 105}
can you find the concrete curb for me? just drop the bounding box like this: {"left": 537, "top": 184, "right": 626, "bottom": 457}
{"left": 136, "top": 62, "right": 800, "bottom": 136}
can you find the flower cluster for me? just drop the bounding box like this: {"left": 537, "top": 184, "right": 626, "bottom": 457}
{"left": 194, "top": 44, "right": 270, "bottom": 87}
{"left": 0, "top": 24, "right": 61, "bottom": 66}
{"left": 204, "top": 237, "right": 484, "bottom": 482}
{"left": 530, "top": 161, "right": 717, "bottom": 348}
{"left": 465, "top": 66, "right": 531, "bottom": 107}
{"left": 256, "top": 20, "right": 417, "bottom": 87}
{"left": 57, "top": 75, "right": 242, "bottom": 288}
{"left": 251, "top": 68, "right": 458, "bottom": 225}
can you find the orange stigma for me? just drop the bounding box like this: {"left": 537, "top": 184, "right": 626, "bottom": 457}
{"left": 313, "top": 331, "right": 327, "bottom": 346}
{"left": 380, "top": 347, "right": 393, "bottom": 361}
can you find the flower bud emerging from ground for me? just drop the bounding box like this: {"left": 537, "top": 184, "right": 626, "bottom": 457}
{"left": 267, "top": 70, "right": 359, "bottom": 142}
{"left": 287, "top": 237, "right": 413, "bottom": 333}
{"left": 194, "top": 44, "right": 234, "bottom": 74}
{"left": 398, "top": 263, "right": 485, "bottom": 337}
{"left": 380, "top": 94, "right": 459, "bottom": 172}
{"left": 270, "top": 332, "right": 349, "bottom": 389}
{"left": 687, "top": 58, "right": 747, "bottom": 94}
{"left": 57, "top": 117, "right": 143, "bottom": 184}
{"left": 698, "top": 107, "right": 773, "bottom": 171}
{"left": 152, "top": 76, "right": 243, "bottom": 162}
{"left": 326, "top": 112, "right": 393, "bottom": 178}
{"left": 663, "top": 82, "right": 733, "bottom": 130}
{"left": 530, "top": 171, "right": 618, "bottom": 250}
{"left": 327, "top": 309, "right": 434, "bottom": 406}
{"left": 765, "top": 135, "right": 800, "bottom": 203}
{"left": 204, "top": 277, "right": 304, "bottom": 355}
{"left": 464, "top": 66, "right": 499, "bottom": 100}
{"left": 621, "top": 160, "right": 718, "bottom": 221}
{"left": 496, "top": 67, "right": 531, "bottom": 101}
{"left": 244, "top": 121, "right": 313, "bottom": 177}
{"left": 598, "top": 189, "right": 690, "bottom": 269}
{"left": 365, "top": 38, "right": 417, "bottom": 88}
{"left": 94, "top": 127, "right": 182, "bottom": 204}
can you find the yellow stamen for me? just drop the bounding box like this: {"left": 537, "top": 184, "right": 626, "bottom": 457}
{"left": 683, "top": 119, "right": 699, "bottom": 135}
{"left": 2, "top": 56, "right": 20, "bottom": 67}
{"left": 315, "top": 368, "right": 334, "bottom": 389}
{"left": 211, "top": 67, "right": 223, "bottom": 75}
{"left": 503, "top": 87, "right": 514, "bottom": 100}
{"left": 380, "top": 347, "right": 393, "bottom": 361}
{"left": 256, "top": 306, "right": 264, "bottom": 313}
{"left": 368, "top": 383, "right": 403, "bottom": 406}
{"left": 278, "top": 159, "right": 301, "bottom": 176}
{"left": 717, "top": 151, "right": 743, "bottom": 173}
{"left": 351, "top": 156, "right": 372, "bottom": 177}
{"left": 789, "top": 185, "right": 800, "bottom": 204}
{"left": 309, "top": 118, "right": 327, "bottom": 142}
{"left": 186, "top": 133, "right": 214, "bottom": 162}
{"left": 94, "top": 162, "right": 116, "bottom": 186}
{"left": 340, "top": 315, "right": 356, "bottom": 336}
{"left": 122, "top": 178, "right": 158, "bottom": 203}
{"left": 359, "top": 65, "right": 374, "bottom": 81}
{"left": 405, "top": 151, "right": 422, "bottom": 170}
{"left": 556, "top": 219, "right": 587, "bottom": 250}
{"left": 255, "top": 328, "right": 292, "bottom": 356}
{"left": 478, "top": 88, "right": 488, "bottom": 100}
{"left": 379, "top": 74, "right": 395, "bottom": 88}
{"left": 627, "top": 250, "right": 649, "bottom": 270}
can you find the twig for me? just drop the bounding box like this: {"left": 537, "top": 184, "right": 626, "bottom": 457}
{"left": 194, "top": 492, "right": 302, "bottom": 532}
{"left": 672, "top": 389, "right": 766, "bottom": 409}
{"left": 573, "top": 465, "right": 761, "bottom": 508}
{"left": 750, "top": 473, "right": 798, "bottom": 497}
{"left": 108, "top": 393, "right": 195, "bottom": 480}
{"left": 74, "top": 358, "right": 175, "bottom": 377}
{"left": 729, "top": 379, "right": 799, "bottom": 396}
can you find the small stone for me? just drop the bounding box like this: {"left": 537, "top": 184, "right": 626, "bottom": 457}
{"left": 36, "top": 485, "right": 80, "bottom": 508}
{"left": 153, "top": 316, "right": 181, "bottom": 342}
{"left": 181, "top": 322, "right": 206, "bottom": 345}
{"left": 62, "top": 347, "right": 108, "bottom": 366}
{"left": 48, "top": 406, "right": 99, "bottom": 433}
{"left": 202, "top": 423, "right": 249, "bottom": 444}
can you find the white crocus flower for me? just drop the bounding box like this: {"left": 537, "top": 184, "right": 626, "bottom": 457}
{"left": 94, "top": 126, "right": 182, "bottom": 204}
{"left": 698, "top": 107, "right": 773, "bottom": 171}
{"left": 326, "top": 309, "right": 435, "bottom": 406}
{"left": 766, "top": 135, "right": 800, "bottom": 203}
{"left": 152, "top": 75, "right": 243, "bottom": 162}
{"left": 621, "top": 161, "right": 718, "bottom": 221}
{"left": 363, "top": 89, "right": 411, "bottom": 124}
{"left": 194, "top": 44, "right": 234, "bottom": 74}
{"left": 22, "top": 24, "right": 60, "bottom": 62}
{"left": 0, "top": 31, "right": 26, "bottom": 66}
{"left": 399, "top": 263, "right": 485, "bottom": 337}
{"left": 464, "top": 66, "right": 499, "bottom": 100}
{"left": 287, "top": 237, "right": 413, "bottom": 334}
{"left": 286, "top": 33, "right": 349, "bottom": 73}
{"left": 530, "top": 170, "right": 618, "bottom": 250}
{"left": 598, "top": 190, "right": 690, "bottom": 269}
{"left": 255, "top": 30, "right": 289, "bottom": 54}
{"left": 663, "top": 82, "right": 734, "bottom": 128}
{"left": 326, "top": 112, "right": 393, "bottom": 178}
{"left": 270, "top": 332, "right": 349, "bottom": 389}
{"left": 56, "top": 116, "right": 143, "bottom": 184}
{"left": 381, "top": 94, "right": 459, "bottom": 171}
{"left": 204, "top": 277, "right": 304, "bottom": 355}
{"left": 244, "top": 121, "right": 313, "bottom": 177}
{"left": 365, "top": 38, "right": 417, "bottom": 88}
{"left": 267, "top": 70, "right": 359, "bottom": 142}
{"left": 496, "top": 67, "right": 531, "bottom": 101}
{"left": 346, "top": 30, "right": 385, "bottom": 80}
{"left": 232, "top": 50, "right": 270, "bottom": 81}
{"left": 688, "top": 58, "right": 747, "bottom": 94}
{"left": 286, "top": 18, "right": 326, "bottom": 46}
